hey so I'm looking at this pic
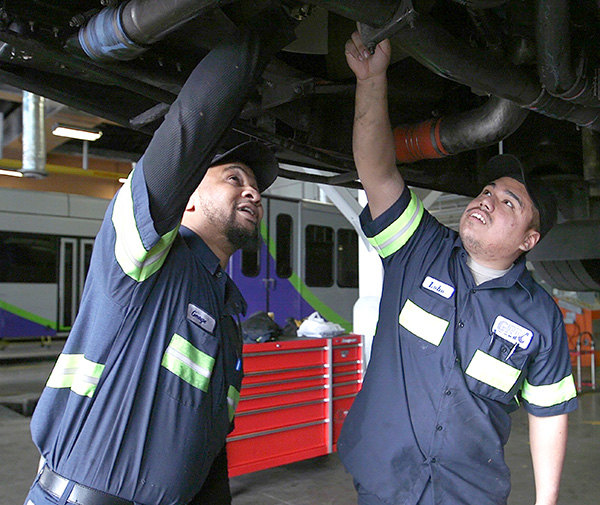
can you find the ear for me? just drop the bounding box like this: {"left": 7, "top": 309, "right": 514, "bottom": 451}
{"left": 518, "top": 229, "right": 541, "bottom": 253}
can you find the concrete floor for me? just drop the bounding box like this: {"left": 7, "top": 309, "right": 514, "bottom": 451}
{"left": 1, "top": 343, "right": 599, "bottom": 505}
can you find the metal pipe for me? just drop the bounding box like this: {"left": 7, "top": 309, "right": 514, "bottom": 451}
{"left": 536, "top": 0, "right": 600, "bottom": 107}
{"left": 21, "top": 91, "right": 47, "bottom": 178}
{"left": 393, "top": 96, "right": 529, "bottom": 162}
{"left": 450, "top": 1, "right": 509, "bottom": 7}
{"left": 306, "top": 0, "right": 407, "bottom": 27}
{"left": 76, "top": 0, "right": 231, "bottom": 61}
{"left": 582, "top": 129, "right": 600, "bottom": 196}
{"left": 359, "top": 8, "right": 600, "bottom": 130}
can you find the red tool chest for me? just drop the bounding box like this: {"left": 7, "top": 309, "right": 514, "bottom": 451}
{"left": 227, "top": 335, "right": 363, "bottom": 477}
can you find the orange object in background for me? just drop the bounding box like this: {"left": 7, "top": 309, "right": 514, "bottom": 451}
{"left": 557, "top": 299, "right": 599, "bottom": 368}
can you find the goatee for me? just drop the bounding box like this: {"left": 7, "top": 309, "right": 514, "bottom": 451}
{"left": 226, "top": 223, "right": 261, "bottom": 251}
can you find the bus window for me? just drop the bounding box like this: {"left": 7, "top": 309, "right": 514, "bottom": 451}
{"left": 305, "top": 225, "right": 333, "bottom": 287}
{"left": 0, "top": 232, "right": 57, "bottom": 283}
{"left": 337, "top": 228, "right": 358, "bottom": 288}
{"left": 276, "top": 213, "right": 293, "bottom": 279}
{"left": 241, "top": 248, "right": 260, "bottom": 277}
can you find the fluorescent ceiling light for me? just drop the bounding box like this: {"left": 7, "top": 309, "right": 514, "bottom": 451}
{"left": 52, "top": 123, "right": 103, "bottom": 141}
{"left": 0, "top": 168, "right": 23, "bottom": 177}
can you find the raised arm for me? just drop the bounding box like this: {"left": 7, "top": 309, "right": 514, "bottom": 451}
{"left": 528, "top": 412, "right": 568, "bottom": 505}
{"left": 345, "top": 31, "right": 404, "bottom": 219}
{"left": 142, "top": 9, "right": 294, "bottom": 235}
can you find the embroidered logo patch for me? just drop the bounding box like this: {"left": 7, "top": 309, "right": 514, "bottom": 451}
{"left": 187, "top": 303, "right": 216, "bottom": 333}
{"left": 422, "top": 276, "right": 455, "bottom": 299}
{"left": 492, "top": 315, "right": 533, "bottom": 349}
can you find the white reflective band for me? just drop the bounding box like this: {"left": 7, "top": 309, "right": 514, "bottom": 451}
{"left": 368, "top": 190, "right": 424, "bottom": 258}
{"left": 112, "top": 172, "right": 179, "bottom": 282}
{"left": 46, "top": 353, "right": 105, "bottom": 398}
{"left": 161, "top": 333, "right": 215, "bottom": 392}
{"left": 465, "top": 350, "right": 520, "bottom": 393}
{"left": 399, "top": 299, "right": 449, "bottom": 346}
{"left": 521, "top": 375, "right": 577, "bottom": 407}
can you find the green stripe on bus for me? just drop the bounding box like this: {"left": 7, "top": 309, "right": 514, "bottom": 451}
{"left": 0, "top": 299, "right": 56, "bottom": 329}
{"left": 260, "top": 221, "right": 352, "bottom": 331}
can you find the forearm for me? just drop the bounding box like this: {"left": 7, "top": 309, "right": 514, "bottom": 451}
{"left": 345, "top": 34, "right": 403, "bottom": 218}
{"left": 142, "top": 29, "right": 265, "bottom": 234}
{"left": 528, "top": 412, "right": 568, "bottom": 505}
{"left": 354, "top": 75, "right": 404, "bottom": 219}
{"left": 143, "top": 7, "right": 294, "bottom": 235}
{"left": 354, "top": 75, "right": 402, "bottom": 188}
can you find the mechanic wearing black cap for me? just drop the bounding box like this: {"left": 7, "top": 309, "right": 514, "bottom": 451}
{"left": 24, "top": 12, "right": 295, "bottom": 505}
{"left": 338, "top": 33, "right": 577, "bottom": 505}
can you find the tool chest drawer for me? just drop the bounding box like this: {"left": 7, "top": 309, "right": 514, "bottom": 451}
{"left": 227, "top": 335, "right": 363, "bottom": 477}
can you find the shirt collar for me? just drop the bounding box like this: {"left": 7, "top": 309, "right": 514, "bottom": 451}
{"left": 180, "top": 225, "right": 247, "bottom": 316}
{"left": 180, "top": 225, "right": 221, "bottom": 275}
{"left": 455, "top": 243, "right": 535, "bottom": 300}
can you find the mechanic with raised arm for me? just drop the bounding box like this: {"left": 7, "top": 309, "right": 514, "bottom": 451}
{"left": 337, "top": 31, "right": 578, "bottom": 505}
{"left": 23, "top": 9, "right": 295, "bottom": 505}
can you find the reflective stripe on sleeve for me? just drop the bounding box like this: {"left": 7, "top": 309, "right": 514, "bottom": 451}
{"left": 161, "top": 333, "right": 215, "bottom": 392}
{"left": 46, "top": 353, "right": 105, "bottom": 398}
{"left": 368, "top": 190, "right": 424, "bottom": 258}
{"left": 227, "top": 385, "right": 241, "bottom": 422}
{"left": 521, "top": 375, "right": 577, "bottom": 407}
{"left": 112, "top": 172, "right": 179, "bottom": 282}
{"left": 465, "top": 350, "right": 521, "bottom": 393}
{"left": 399, "top": 299, "right": 449, "bottom": 346}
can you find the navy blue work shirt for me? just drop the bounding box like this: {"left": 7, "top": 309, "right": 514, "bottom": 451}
{"left": 337, "top": 186, "right": 577, "bottom": 505}
{"left": 27, "top": 31, "right": 270, "bottom": 505}
{"left": 30, "top": 163, "right": 245, "bottom": 504}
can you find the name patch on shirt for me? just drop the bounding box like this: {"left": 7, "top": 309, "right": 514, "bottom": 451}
{"left": 187, "top": 303, "right": 216, "bottom": 334}
{"left": 422, "top": 276, "right": 455, "bottom": 299}
{"left": 492, "top": 315, "right": 533, "bottom": 349}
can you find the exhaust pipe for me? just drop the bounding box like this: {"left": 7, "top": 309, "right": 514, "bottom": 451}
{"left": 536, "top": 0, "right": 600, "bottom": 108}
{"left": 394, "top": 96, "right": 529, "bottom": 162}
{"left": 75, "top": 0, "right": 232, "bottom": 61}
{"left": 358, "top": 6, "right": 600, "bottom": 131}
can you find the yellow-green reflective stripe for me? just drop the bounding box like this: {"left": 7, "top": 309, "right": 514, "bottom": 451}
{"left": 399, "top": 299, "right": 449, "bottom": 346}
{"left": 161, "top": 334, "right": 215, "bottom": 392}
{"left": 227, "top": 385, "right": 240, "bottom": 422}
{"left": 521, "top": 375, "right": 577, "bottom": 407}
{"left": 46, "top": 354, "right": 105, "bottom": 398}
{"left": 112, "top": 172, "right": 179, "bottom": 282}
{"left": 368, "top": 190, "right": 424, "bottom": 258}
{"left": 466, "top": 350, "right": 520, "bottom": 393}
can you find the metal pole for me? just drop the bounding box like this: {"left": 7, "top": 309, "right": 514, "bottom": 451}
{"left": 21, "top": 91, "right": 48, "bottom": 178}
{"left": 82, "top": 140, "right": 89, "bottom": 170}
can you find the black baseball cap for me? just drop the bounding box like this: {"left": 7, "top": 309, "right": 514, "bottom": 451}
{"left": 483, "top": 154, "right": 557, "bottom": 239}
{"left": 210, "top": 141, "right": 279, "bottom": 193}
